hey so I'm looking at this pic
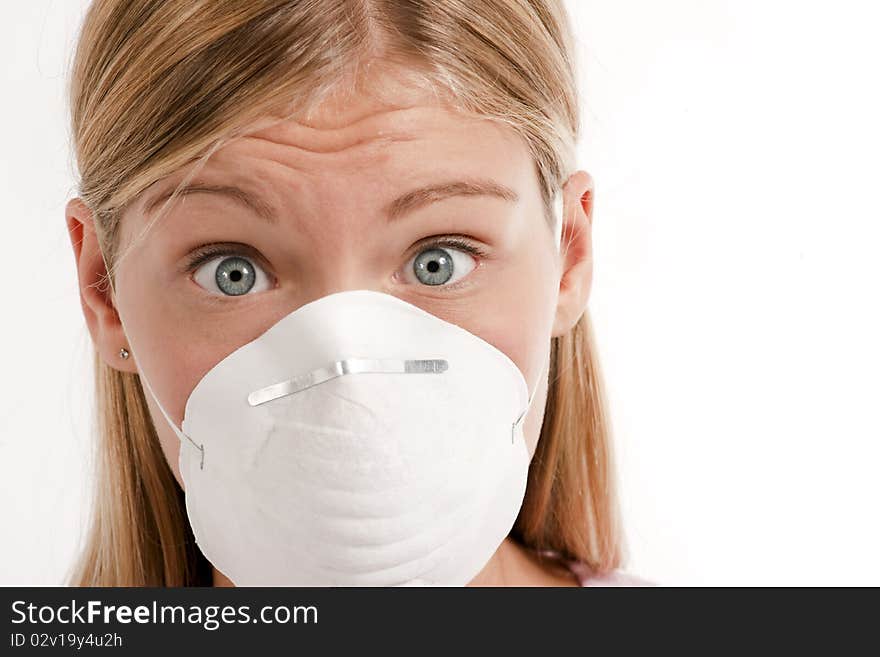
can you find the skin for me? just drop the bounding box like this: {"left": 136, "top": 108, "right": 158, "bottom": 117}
{"left": 66, "top": 64, "right": 595, "bottom": 587}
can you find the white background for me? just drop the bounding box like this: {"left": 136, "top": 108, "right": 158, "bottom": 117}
{"left": 1, "top": 1, "right": 878, "bottom": 586}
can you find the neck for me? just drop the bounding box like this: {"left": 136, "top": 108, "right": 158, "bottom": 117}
{"left": 466, "top": 537, "right": 521, "bottom": 586}
{"left": 467, "top": 537, "right": 579, "bottom": 586}
{"left": 211, "top": 537, "right": 578, "bottom": 587}
{"left": 212, "top": 567, "right": 234, "bottom": 587}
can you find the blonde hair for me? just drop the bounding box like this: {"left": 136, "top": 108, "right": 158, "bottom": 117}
{"left": 66, "top": 0, "right": 625, "bottom": 585}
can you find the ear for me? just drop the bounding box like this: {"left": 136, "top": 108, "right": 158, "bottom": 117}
{"left": 66, "top": 198, "right": 137, "bottom": 373}
{"left": 551, "top": 170, "right": 595, "bottom": 337}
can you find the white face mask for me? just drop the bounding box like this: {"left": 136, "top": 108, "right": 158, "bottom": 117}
{"left": 130, "top": 194, "right": 562, "bottom": 587}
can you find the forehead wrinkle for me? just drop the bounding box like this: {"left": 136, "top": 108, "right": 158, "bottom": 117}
{"left": 227, "top": 112, "right": 494, "bottom": 177}
{"left": 242, "top": 105, "right": 481, "bottom": 154}
{"left": 225, "top": 133, "right": 409, "bottom": 185}
{"left": 242, "top": 129, "right": 420, "bottom": 158}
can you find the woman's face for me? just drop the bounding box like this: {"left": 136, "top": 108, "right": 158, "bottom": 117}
{"left": 77, "top": 75, "right": 594, "bottom": 488}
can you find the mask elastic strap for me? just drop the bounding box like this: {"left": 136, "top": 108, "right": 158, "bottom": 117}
{"left": 510, "top": 352, "right": 549, "bottom": 443}
{"left": 121, "top": 319, "right": 206, "bottom": 470}
{"left": 139, "top": 366, "right": 206, "bottom": 470}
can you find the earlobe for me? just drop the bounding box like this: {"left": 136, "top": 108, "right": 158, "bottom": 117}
{"left": 65, "top": 198, "right": 137, "bottom": 373}
{"left": 551, "top": 171, "right": 595, "bottom": 338}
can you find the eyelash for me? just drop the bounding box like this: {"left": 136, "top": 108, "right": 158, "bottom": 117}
{"left": 183, "top": 236, "right": 489, "bottom": 277}
{"left": 419, "top": 236, "right": 488, "bottom": 259}
{"left": 183, "top": 243, "right": 262, "bottom": 274}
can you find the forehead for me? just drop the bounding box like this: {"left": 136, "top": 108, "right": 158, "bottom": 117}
{"left": 145, "top": 77, "right": 535, "bottom": 202}
{"left": 213, "top": 105, "right": 532, "bottom": 192}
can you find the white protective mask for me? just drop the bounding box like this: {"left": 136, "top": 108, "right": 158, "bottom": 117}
{"left": 131, "top": 194, "right": 562, "bottom": 587}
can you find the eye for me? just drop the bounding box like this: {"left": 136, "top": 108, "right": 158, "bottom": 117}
{"left": 192, "top": 254, "right": 272, "bottom": 296}
{"left": 402, "top": 241, "right": 480, "bottom": 287}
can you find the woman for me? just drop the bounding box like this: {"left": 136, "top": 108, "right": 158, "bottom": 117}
{"left": 64, "top": 0, "right": 649, "bottom": 586}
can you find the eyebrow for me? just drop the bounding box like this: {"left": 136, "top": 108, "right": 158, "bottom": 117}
{"left": 143, "top": 183, "right": 278, "bottom": 224}
{"left": 143, "top": 177, "right": 519, "bottom": 225}
{"left": 385, "top": 178, "right": 520, "bottom": 221}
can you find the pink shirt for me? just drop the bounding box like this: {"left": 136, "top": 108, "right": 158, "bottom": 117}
{"left": 536, "top": 549, "right": 656, "bottom": 587}
{"left": 568, "top": 562, "right": 656, "bottom": 587}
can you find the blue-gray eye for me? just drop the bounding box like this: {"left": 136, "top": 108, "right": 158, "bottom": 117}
{"left": 414, "top": 248, "right": 453, "bottom": 285}
{"left": 215, "top": 256, "right": 255, "bottom": 295}
{"left": 409, "top": 246, "right": 477, "bottom": 287}
{"left": 193, "top": 254, "right": 271, "bottom": 296}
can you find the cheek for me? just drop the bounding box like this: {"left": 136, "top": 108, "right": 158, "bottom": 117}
{"left": 114, "top": 256, "right": 239, "bottom": 493}
{"left": 473, "top": 241, "right": 559, "bottom": 388}
{"left": 115, "top": 275, "right": 205, "bottom": 430}
{"left": 471, "top": 246, "right": 558, "bottom": 459}
{"left": 466, "top": 293, "right": 552, "bottom": 462}
{"left": 115, "top": 252, "right": 276, "bottom": 429}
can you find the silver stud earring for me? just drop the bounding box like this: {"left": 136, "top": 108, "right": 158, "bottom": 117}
{"left": 119, "top": 347, "right": 130, "bottom": 360}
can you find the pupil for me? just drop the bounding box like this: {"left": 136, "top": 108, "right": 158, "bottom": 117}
{"left": 230, "top": 270, "right": 242, "bottom": 282}
{"left": 427, "top": 261, "right": 439, "bottom": 272}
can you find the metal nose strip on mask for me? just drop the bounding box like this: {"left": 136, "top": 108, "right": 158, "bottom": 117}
{"left": 247, "top": 358, "right": 449, "bottom": 407}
